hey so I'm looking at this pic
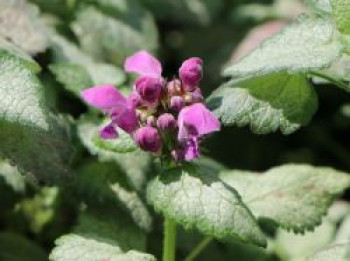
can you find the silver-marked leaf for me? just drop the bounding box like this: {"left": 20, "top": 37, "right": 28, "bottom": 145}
{"left": 71, "top": 5, "right": 158, "bottom": 65}
{"left": 78, "top": 119, "right": 151, "bottom": 191}
{"left": 0, "top": 53, "right": 72, "bottom": 184}
{"left": 330, "top": 0, "right": 350, "bottom": 34}
{"left": 0, "top": 37, "right": 40, "bottom": 72}
{"left": 0, "top": 0, "right": 48, "bottom": 54}
{"left": 274, "top": 219, "right": 335, "bottom": 261}
{"left": 307, "top": 0, "right": 332, "bottom": 14}
{"left": 220, "top": 164, "right": 350, "bottom": 232}
{"left": 207, "top": 73, "right": 318, "bottom": 134}
{"left": 50, "top": 213, "right": 156, "bottom": 261}
{"left": 306, "top": 244, "right": 350, "bottom": 261}
{"left": 223, "top": 16, "right": 342, "bottom": 77}
{"left": 147, "top": 164, "right": 267, "bottom": 247}
{"left": 50, "top": 34, "right": 125, "bottom": 96}
{"left": 49, "top": 63, "right": 93, "bottom": 96}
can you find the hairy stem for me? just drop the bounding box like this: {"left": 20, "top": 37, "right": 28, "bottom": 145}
{"left": 184, "top": 237, "right": 212, "bottom": 261}
{"left": 163, "top": 218, "right": 177, "bottom": 261}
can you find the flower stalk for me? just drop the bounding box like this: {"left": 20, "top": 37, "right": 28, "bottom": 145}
{"left": 163, "top": 218, "right": 177, "bottom": 261}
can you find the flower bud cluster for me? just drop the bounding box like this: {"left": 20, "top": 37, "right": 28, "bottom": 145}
{"left": 81, "top": 51, "right": 220, "bottom": 162}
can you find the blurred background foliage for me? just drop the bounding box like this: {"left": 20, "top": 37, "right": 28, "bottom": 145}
{"left": 0, "top": 0, "right": 349, "bottom": 260}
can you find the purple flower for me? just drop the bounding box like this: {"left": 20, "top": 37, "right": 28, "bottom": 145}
{"left": 124, "top": 51, "right": 165, "bottom": 106}
{"left": 135, "top": 76, "right": 163, "bottom": 104}
{"left": 81, "top": 85, "right": 139, "bottom": 135}
{"left": 81, "top": 85, "right": 126, "bottom": 110}
{"left": 157, "top": 113, "right": 177, "bottom": 131}
{"left": 170, "top": 96, "right": 185, "bottom": 112}
{"left": 99, "top": 123, "right": 119, "bottom": 139}
{"left": 171, "top": 138, "right": 200, "bottom": 162}
{"left": 128, "top": 91, "right": 142, "bottom": 107}
{"left": 179, "top": 58, "right": 203, "bottom": 92}
{"left": 134, "top": 126, "right": 162, "bottom": 153}
{"left": 178, "top": 103, "right": 220, "bottom": 141}
{"left": 124, "top": 50, "right": 162, "bottom": 78}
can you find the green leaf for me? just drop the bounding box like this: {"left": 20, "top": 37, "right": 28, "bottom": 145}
{"left": 0, "top": 161, "right": 25, "bottom": 193}
{"left": 207, "top": 73, "right": 318, "bottom": 134}
{"left": 19, "top": 187, "right": 58, "bottom": 234}
{"left": 223, "top": 16, "right": 342, "bottom": 78}
{"left": 49, "top": 63, "right": 94, "bottom": 96}
{"left": 0, "top": 0, "right": 48, "bottom": 55}
{"left": 50, "top": 34, "right": 125, "bottom": 96}
{"left": 50, "top": 212, "right": 156, "bottom": 261}
{"left": 0, "top": 37, "right": 40, "bottom": 72}
{"left": 220, "top": 164, "right": 350, "bottom": 232}
{"left": 274, "top": 219, "right": 335, "bottom": 261}
{"left": 147, "top": 164, "right": 267, "bottom": 247}
{"left": 74, "top": 161, "right": 152, "bottom": 231}
{"left": 330, "top": 0, "right": 350, "bottom": 35}
{"left": 0, "top": 232, "right": 47, "bottom": 261}
{"left": 143, "top": 0, "right": 223, "bottom": 26}
{"left": 306, "top": 244, "right": 350, "bottom": 261}
{"left": 71, "top": 5, "right": 158, "bottom": 65}
{"left": 78, "top": 119, "right": 151, "bottom": 191}
{"left": 0, "top": 53, "right": 72, "bottom": 184}
{"left": 307, "top": 0, "right": 332, "bottom": 14}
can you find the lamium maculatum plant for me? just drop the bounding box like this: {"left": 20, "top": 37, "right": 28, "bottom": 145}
{"left": 0, "top": 0, "right": 350, "bottom": 261}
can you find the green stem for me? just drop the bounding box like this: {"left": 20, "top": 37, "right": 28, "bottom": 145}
{"left": 163, "top": 218, "right": 177, "bottom": 261}
{"left": 184, "top": 237, "right": 212, "bottom": 261}
{"left": 309, "top": 71, "right": 349, "bottom": 92}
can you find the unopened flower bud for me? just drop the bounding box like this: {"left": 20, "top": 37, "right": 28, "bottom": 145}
{"left": 157, "top": 113, "right": 177, "bottom": 131}
{"left": 170, "top": 96, "right": 185, "bottom": 112}
{"left": 99, "top": 123, "right": 118, "bottom": 139}
{"left": 134, "top": 126, "right": 162, "bottom": 153}
{"left": 135, "top": 76, "right": 163, "bottom": 104}
{"left": 167, "top": 79, "right": 182, "bottom": 96}
{"left": 179, "top": 58, "right": 203, "bottom": 92}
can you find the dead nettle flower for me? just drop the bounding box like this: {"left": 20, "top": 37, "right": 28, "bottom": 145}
{"left": 81, "top": 50, "right": 220, "bottom": 161}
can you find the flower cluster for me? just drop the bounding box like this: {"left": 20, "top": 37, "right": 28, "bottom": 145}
{"left": 81, "top": 51, "right": 220, "bottom": 162}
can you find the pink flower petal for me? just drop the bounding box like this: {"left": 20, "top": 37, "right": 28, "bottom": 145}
{"left": 112, "top": 101, "right": 139, "bottom": 133}
{"left": 81, "top": 85, "right": 126, "bottom": 110}
{"left": 124, "top": 50, "right": 162, "bottom": 78}
{"left": 178, "top": 103, "right": 220, "bottom": 141}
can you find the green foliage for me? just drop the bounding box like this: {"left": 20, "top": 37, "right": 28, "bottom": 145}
{"left": 306, "top": 244, "right": 350, "bottom": 261}
{"left": 220, "top": 164, "right": 350, "bottom": 232}
{"left": 78, "top": 119, "right": 151, "bottom": 191}
{"left": 50, "top": 33, "right": 125, "bottom": 96}
{"left": 0, "top": 232, "right": 47, "bottom": 261}
{"left": 330, "top": 0, "right": 350, "bottom": 34}
{"left": 74, "top": 161, "right": 152, "bottom": 231}
{"left": 223, "top": 16, "right": 342, "bottom": 78}
{"left": 0, "top": 0, "right": 48, "bottom": 54}
{"left": 0, "top": 53, "right": 72, "bottom": 184}
{"left": 50, "top": 212, "right": 156, "bottom": 261}
{"left": 71, "top": 4, "right": 158, "bottom": 65}
{"left": 147, "top": 164, "right": 267, "bottom": 247}
{"left": 207, "top": 73, "right": 318, "bottom": 134}
{"left": 0, "top": 161, "right": 25, "bottom": 193}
